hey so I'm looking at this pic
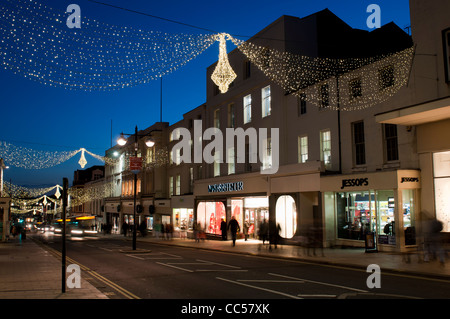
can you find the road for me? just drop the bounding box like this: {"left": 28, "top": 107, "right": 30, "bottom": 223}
{"left": 31, "top": 232, "right": 450, "bottom": 303}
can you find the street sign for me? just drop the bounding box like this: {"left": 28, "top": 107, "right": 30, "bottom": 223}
{"left": 129, "top": 157, "right": 142, "bottom": 173}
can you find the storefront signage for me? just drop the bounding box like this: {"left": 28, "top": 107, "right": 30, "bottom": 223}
{"left": 400, "top": 177, "right": 419, "bottom": 183}
{"left": 208, "top": 181, "right": 243, "bottom": 193}
{"left": 340, "top": 178, "right": 369, "bottom": 189}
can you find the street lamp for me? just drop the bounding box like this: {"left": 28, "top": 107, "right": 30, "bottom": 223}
{"left": 116, "top": 126, "right": 160, "bottom": 250}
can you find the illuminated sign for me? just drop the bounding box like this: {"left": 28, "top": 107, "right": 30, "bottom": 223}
{"left": 340, "top": 178, "right": 369, "bottom": 189}
{"left": 208, "top": 182, "right": 243, "bottom": 193}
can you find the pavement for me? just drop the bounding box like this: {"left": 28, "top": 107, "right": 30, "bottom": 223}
{"left": 0, "top": 232, "right": 449, "bottom": 299}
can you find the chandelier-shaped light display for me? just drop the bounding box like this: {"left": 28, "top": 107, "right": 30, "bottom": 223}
{"left": 211, "top": 33, "right": 237, "bottom": 93}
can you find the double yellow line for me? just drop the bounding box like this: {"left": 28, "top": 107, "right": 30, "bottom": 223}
{"left": 37, "top": 240, "right": 140, "bottom": 299}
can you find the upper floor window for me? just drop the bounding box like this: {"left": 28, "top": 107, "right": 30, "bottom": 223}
{"left": 349, "top": 78, "right": 362, "bottom": 100}
{"left": 298, "top": 135, "right": 308, "bottom": 163}
{"left": 243, "top": 94, "right": 252, "bottom": 124}
{"left": 443, "top": 28, "right": 450, "bottom": 83}
{"left": 320, "top": 84, "right": 330, "bottom": 109}
{"left": 244, "top": 60, "right": 251, "bottom": 79}
{"left": 214, "top": 109, "right": 220, "bottom": 128}
{"left": 262, "top": 85, "right": 271, "bottom": 117}
{"left": 320, "top": 130, "right": 332, "bottom": 169}
{"left": 384, "top": 124, "right": 399, "bottom": 162}
{"left": 298, "top": 93, "right": 307, "bottom": 115}
{"left": 228, "top": 103, "right": 235, "bottom": 128}
{"left": 379, "top": 65, "right": 395, "bottom": 90}
{"left": 352, "top": 121, "right": 366, "bottom": 165}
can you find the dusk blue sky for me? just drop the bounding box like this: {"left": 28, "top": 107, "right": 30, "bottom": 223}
{"left": 0, "top": 0, "right": 411, "bottom": 187}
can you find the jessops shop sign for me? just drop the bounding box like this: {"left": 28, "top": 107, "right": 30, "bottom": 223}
{"left": 208, "top": 182, "right": 244, "bottom": 193}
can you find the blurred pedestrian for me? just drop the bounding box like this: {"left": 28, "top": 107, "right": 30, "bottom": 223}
{"left": 220, "top": 218, "right": 227, "bottom": 241}
{"left": 122, "top": 221, "right": 128, "bottom": 237}
{"left": 228, "top": 216, "right": 240, "bottom": 247}
{"left": 423, "top": 215, "right": 445, "bottom": 265}
{"left": 269, "top": 220, "right": 281, "bottom": 250}
{"left": 243, "top": 221, "right": 249, "bottom": 241}
{"left": 259, "top": 219, "right": 269, "bottom": 244}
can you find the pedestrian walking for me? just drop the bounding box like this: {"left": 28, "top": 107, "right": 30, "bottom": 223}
{"left": 122, "top": 221, "right": 128, "bottom": 237}
{"left": 243, "top": 221, "right": 249, "bottom": 241}
{"left": 228, "top": 216, "right": 240, "bottom": 247}
{"left": 220, "top": 218, "right": 227, "bottom": 241}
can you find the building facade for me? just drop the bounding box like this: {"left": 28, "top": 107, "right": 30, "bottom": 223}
{"left": 100, "top": 1, "right": 448, "bottom": 252}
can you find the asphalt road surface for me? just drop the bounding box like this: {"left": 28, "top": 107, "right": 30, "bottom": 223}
{"left": 32, "top": 232, "right": 450, "bottom": 302}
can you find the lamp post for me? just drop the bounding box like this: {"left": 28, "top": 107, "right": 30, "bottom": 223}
{"left": 117, "top": 126, "right": 157, "bottom": 251}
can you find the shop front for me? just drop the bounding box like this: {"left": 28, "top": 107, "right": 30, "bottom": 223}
{"left": 322, "top": 170, "right": 421, "bottom": 252}
{"left": 194, "top": 173, "right": 269, "bottom": 239}
{"left": 171, "top": 195, "right": 194, "bottom": 237}
{"left": 194, "top": 163, "right": 322, "bottom": 242}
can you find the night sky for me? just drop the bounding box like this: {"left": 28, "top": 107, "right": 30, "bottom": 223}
{"left": 0, "top": 0, "right": 411, "bottom": 187}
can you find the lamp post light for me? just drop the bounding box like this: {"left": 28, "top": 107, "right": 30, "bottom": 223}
{"left": 116, "top": 126, "right": 158, "bottom": 251}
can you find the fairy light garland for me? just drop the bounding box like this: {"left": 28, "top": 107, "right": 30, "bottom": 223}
{"left": 0, "top": 141, "right": 118, "bottom": 169}
{"left": 230, "top": 36, "right": 415, "bottom": 110}
{"left": 0, "top": 0, "right": 216, "bottom": 90}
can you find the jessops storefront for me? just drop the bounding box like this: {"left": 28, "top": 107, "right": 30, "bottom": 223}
{"left": 321, "top": 170, "right": 421, "bottom": 252}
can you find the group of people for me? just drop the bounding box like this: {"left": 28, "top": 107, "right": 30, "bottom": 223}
{"left": 220, "top": 217, "right": 281, "bottom": 248}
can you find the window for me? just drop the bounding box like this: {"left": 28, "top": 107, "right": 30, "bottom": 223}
{"left": 262, "top": 137, "right": 272, "bottom": 170}
{"left": 320, "top": 84, "right": 329, "bottom": 108}
{"left": 169, "top": 176, "right": 173, "bottom": 197}
{"left": 379, "top": 65, "right": 395, "bottom": 89}
{"left": 298, "top": 93, "right": 306, "bottom": 115}
{"left": 227, "top": 147, "right": 235, "bottom": 175}
{"left": 349, "top": 78, "right": 362, "bottom": 100}
{"left": 214, "top": 151, "right": 221, "bottom": 177}
{"left": 261, "top": 85, "right": 271, "bottom": 117}
{"left": 227, "top": 103, "right": 235, "bottom": 128}
{"left": 189, "top": 167, "right": 194, "bottom": 193}
{"left": 275, "top": 195, "right": 297, "bottom": 239}
{"left": 352, "top": 121, "right": 366, "bottom": 165}
{"left": 244, "top": 60, "right": 251, "bottom": 79}
{"left": 384, "top": 124, "right": 398, "bottom": 162}
{"left": 214, "top": 109, "right": 220, "bottom": 128}
{"left": 443, "top": 28, "right": 450, "bottom": 83}
{"left": 320, "top": 130, "right": 332, "bottom": 169}
{"left": 434, "top": 151, "right": 450, "bottom": 232}
{"left": 298, "top": 136, "right": 308, "bottom": 163}
{"left": 243, "top": 94, "right": 252, "bottom": 124}
{"left": 146, "top": 147, "right": 154, "bottom": 164}
{"left": 175, "top": 174, "right": 180, "bottom": 195}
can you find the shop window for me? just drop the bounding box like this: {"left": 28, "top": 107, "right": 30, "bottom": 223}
{"left": 336, "top": 191, "right": 375, "bottom": 241}
{"left": 376, "top": 190, "right": 395, "bottom": 244}
{"left": 197, "top": 201, "right": 226, "bottom": 235}
{"left": 275, "top": 195, "right": 297, "bottom": 239}
{"left": 402, "top": 189, "right": 416, "bottom": 245}
{"left": 173, "top": 208, "right": 193, "bottom": 231}
{"left": 434, "top": 151, "right": 450, "bottom": 232}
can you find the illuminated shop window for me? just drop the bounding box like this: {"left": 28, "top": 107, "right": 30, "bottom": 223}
{"left": 275, "top": 195, "right": 297, "bottom": 239}
{"left": 434, "top": 151, "right": 450, "bottom": 232}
